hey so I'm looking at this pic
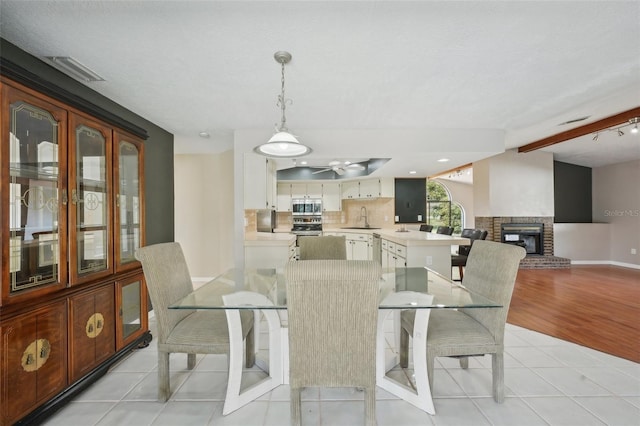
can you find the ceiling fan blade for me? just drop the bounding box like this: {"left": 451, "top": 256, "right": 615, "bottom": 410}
{"left": 334, "top": 167, "right": 345, "bottom": 176}
{"left": 346, "top": 163, "right": 365, "bottom": 171}
{"left": 311, "top": 168, "right": 331, "bottom": 174}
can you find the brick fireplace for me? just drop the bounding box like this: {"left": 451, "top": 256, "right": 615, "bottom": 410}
{"left": 475, "top": 216, "right": 570, "bottom": 268}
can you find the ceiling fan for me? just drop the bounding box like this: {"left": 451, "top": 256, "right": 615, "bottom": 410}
{"left": 310, "top": 160, "right": 366, "bottom": 175}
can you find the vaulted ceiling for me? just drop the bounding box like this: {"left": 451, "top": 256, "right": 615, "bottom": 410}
{"left": 1, "top": 1, "right": 638, "bottom": 177}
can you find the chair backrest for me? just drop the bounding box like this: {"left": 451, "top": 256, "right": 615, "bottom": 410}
{"left": 419, "top": 224, "right": 433, "bottom": 232}
{"left": 135, "top": 242, "right": 194, "bottom": 344}
{"left": 461, "top": 240, "right": 526, "bottom": 343}
{"left": 285, "top": 260, "right": 381, "bottom": 389}
{"left": 298, "top": 235, "right": 347, "bottom": 260}
{"left": 436, "top": 225, "right": 454, "bottom": 235}
{"left": 478, "top": 229, "right": 489, "bottom": 240}
{"left": 458, "top": 228, "right": 483, "bottom": 256}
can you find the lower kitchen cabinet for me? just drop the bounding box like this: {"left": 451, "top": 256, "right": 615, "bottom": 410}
{"left": 116, "top": 274, "right": 148, "bottom": 349}
{"left": 245, "top": 238, "right": 296, "bottom": 268}
{"left": 69, "top": 285, "right": 115, "bottom": 384}
{"left": 1, "top": 300, "right": 67, "bottom": 425}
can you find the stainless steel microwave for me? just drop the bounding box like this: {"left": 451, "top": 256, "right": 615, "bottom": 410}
{"left": 291, "top": 198, "right": 322, "bottom": 215}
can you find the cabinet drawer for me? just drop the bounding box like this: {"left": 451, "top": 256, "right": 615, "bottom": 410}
{"left": 395, "top": 244, "right": 406, "bottom": 258}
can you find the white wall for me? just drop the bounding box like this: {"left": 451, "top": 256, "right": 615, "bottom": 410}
{"left": 174, "top": 151, "right": 235, "bottom": 278}
{"left": 474, "top": 149, "right": 554, "bottom": 217}
{"left": 592, "top": 159, "right": 640, "bottom": 266}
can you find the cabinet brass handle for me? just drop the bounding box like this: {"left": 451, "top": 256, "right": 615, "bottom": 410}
{"left": 26, "top": 353, "right": 34, "bottom": 365}
{"left": 40, "top": 344, "right": 50, "bottom": 359}
{"left": 71, "top": 189, "right": 78, "bottom": 205}
{"left": 97, "top": 319, "right": 103, "bottom": 329}
{"left": 62, "top": 189, "right": 68, "bottom": 206}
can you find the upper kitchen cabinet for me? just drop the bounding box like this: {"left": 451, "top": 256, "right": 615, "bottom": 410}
{"left": 394, "top": 178, "right": 426, "bottom": 224}
{"left": 1, "top": 83, "right": 69, "bottom": 304}
{"left": 321, "top": 182, "right": 341, "bottom": 211}
{"left": 244, "top": 154, "right": 277, "bottom": 210}
{"left": 277, "top": 182, "right": 292, "bottom": 212}
{"left": 277, "top": 181, "right": 341, "bottom": 211}
{"left": 341, "top": 178, "right": 394, "bottom": 199}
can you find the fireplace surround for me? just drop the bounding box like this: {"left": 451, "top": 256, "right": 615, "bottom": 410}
{"left": 475, "top": 216, "right": 570, "bottom": 268}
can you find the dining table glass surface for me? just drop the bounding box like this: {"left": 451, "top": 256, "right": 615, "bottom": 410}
{"left": 168, "top": 266, "right": 501, "bottom": 310}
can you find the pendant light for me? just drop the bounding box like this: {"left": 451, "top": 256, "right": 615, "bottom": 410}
{"left": 254, "top": 51, "right": 312, "bottom": 157}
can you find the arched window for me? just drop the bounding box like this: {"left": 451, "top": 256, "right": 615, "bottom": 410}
{"left": 426, "top": 180, "right": 464, "bottom": 234}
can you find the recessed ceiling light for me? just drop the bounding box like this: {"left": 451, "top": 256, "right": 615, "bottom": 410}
{"left": 437, "top": 158, "right": 450, "bottom": 163}
{"left": 199, "top": 132, "right": 210, "bottom": 138}
{"left": 409, "top": 170, "right": 417, "bottom": 174}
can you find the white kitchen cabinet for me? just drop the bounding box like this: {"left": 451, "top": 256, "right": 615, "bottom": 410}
{"left": 341, "top": 180, "right": 359, "bottom": 199}
{"left": 244, "top": 154, "right": 277, "bottom": 210}
{"left": 321, "top": 182, "right": 341, "bottom": 211}
{"left": 290, "top": 183, "right": 307, "bottom": 199}
{"left": 306, "top": 183, "right": 323, "bottom": 199}
{"left": 277, "top": 183, "right": 292, "bottom": 212}
{"left": 343, "top": 232, "right": 371, "bottom": 260}
{"left": 340, "top": 177, "right": 394, "bottom": 199}
{"left": 359, "top": 178, "right": 380, "bottom": 198}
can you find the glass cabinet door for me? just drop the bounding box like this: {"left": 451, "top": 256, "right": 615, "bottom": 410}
{"left": 114, "top": 132, "right": 144, "bottom": 272}
{"left": 68, "top": 113, "right": 113, "bottom": 285}
{"left": 116, "top": 274, "right": 148, "bottom": 349}
{"left": 2, "top": 86, "right": 68, "bottom": 302}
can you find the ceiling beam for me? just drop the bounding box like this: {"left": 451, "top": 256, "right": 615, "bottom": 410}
{"left": 518, "top": 107, "right": 640, "bottom": 153}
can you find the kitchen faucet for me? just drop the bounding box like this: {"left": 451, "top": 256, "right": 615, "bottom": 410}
{"left": 360, "top": 206, "right": 370, "bottom": 228}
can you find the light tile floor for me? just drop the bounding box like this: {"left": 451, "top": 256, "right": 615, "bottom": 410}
{"left": 42, "top": 315, "right": 639, "bottom": 426}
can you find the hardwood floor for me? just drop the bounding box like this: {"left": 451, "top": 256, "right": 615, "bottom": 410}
{"left": 507, "top": 265, "right": 640, "bottom": 363}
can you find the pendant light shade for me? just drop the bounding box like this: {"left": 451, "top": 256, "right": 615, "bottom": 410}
{"left": 254, "top": 51, "right": 312, "bottom": 158}
{"left": 255, "top": 131, "right": 311, "bottom": 157}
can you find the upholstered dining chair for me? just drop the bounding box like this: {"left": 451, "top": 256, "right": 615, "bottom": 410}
{"left": 451, "top": 228, "right": 483, "bottom": 281}
{"left": 399, "top": 240, "right": 525, "bottom": 403}
{"left": 135, "top": 242, "right": 255, "bottom": 401}
{"left": 285, "top": 260, "right": 381, "bottom": 426}
{"left": 435, "top": 225, "right": 454, "bottom": 235}
{"left": 298, "top": 235, "right": 347, "bottom": 260}
{"left": 419, "top": 224, "right": 433, "bottom": 232}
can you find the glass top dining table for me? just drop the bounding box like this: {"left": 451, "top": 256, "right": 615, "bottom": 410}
{"left": 168, "top": 266, "right": 501, "bottom": 310}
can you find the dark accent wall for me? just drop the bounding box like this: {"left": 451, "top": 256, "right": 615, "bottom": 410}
{"left": 554, "top": 161, "right": 592, "bottom": 223}
{"left": 1, "top": 38, "right": 174, "bottom": 244}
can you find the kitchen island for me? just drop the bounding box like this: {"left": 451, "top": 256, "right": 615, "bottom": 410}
{"left": 324, "top": 228, "right": 469, "bottom": 279}
{"left": 244, "top": 232, "right": 296, "bottom": 268}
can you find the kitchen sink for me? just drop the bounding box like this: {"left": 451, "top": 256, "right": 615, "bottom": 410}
{"left": 341, "top": 226, "right": 381, "bottom": 230}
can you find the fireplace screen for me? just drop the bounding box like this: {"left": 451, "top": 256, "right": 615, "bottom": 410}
{"left": 500, "top": 223, "right": 543, "bottom": 255}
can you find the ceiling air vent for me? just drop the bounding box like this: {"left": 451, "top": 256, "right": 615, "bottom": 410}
{"left": 45, "top": 56, "right": 105, "bottom": 82}
{"left": 557, "top": 116, "right": 590, "bottom": 126}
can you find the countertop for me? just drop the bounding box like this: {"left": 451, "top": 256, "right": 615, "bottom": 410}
{"left": 323, "top": 227, "right": 469, "bottom": 247}
{"left": 244, "top": 232, "right": 296, "bottom": 246}
{"left": 245, "top": 228, "right": 469, "bottom": 247}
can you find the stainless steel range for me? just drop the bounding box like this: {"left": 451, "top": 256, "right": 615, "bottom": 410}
{"left": 291, "top": 198, "right": 323, "bottom": 237}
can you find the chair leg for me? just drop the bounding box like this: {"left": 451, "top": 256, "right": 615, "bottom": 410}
{"left": 459, "top": 356, "right": 469, "bottom": 369}
{"left": 290, "top": 387, "right": 302, "bottom": 426}
{"left": 245, "top": 326, "right": 255, "bottom": 368}
{"left": 492, "top": 352, "right": 505, "bottom": 403}
{"left": 400, "top": 327, "right": 409, "bottom": 368}
{"left": 459, "top": 265, "right": 464, "bottom": 280}
{"left": 364, "top": 387, "right": 377, "bottom": 426}
{"left": 187, "top": 353, "right": 196, "bottom": 370}
{"left": 158, "top": 351, "right": 170, "bottom": 402}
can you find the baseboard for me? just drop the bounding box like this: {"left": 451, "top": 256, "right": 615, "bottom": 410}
{"left": 571, "top": 260, "right": 640, "bottom": 270}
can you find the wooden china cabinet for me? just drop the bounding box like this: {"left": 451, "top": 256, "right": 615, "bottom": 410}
{"left": 0, "top": 77, "right": 150, "bottom": 425}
